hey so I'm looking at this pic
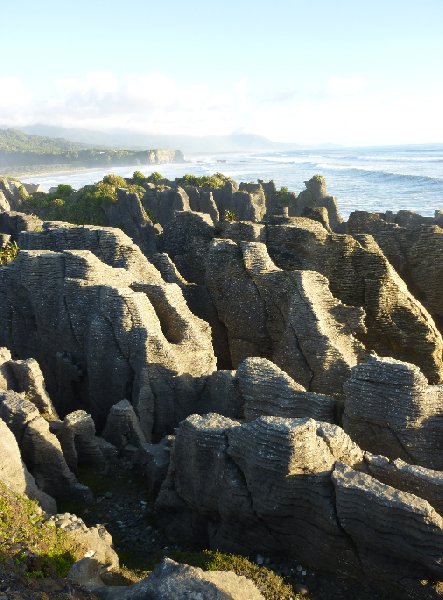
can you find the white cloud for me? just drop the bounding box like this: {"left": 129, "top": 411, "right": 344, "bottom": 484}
{"left": 326, "top": 77, "right": 368, "bottom": 95}
{"left": 0, "top": 72, "right": 442, "bottom": 145}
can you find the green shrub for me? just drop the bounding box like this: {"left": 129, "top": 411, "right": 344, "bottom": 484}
{"left": 0, "top": 240, "right": 19, "bottom": 265}
{"left": 177, "top": 172, "right": 232, "bottom": 190}
{"left": 224, "top": 210, "right": 236, "bottom": 222}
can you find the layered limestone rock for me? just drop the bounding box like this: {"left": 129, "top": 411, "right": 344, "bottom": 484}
{"left": 236, "top": 357, "right": 336, "bottom": 422}
{"left": 57, "top": 410, "right": 112, "bottom": 472}
{"left": 102, "top": 188, "right": 159, "bottom": 256}
{"left": 343, "top": 355, "right": 443, "bottom": 470}
{"left": 0, "top": 390, "right": 86, "bottom": 499}
{"left": 19, "top": 222, "right": 162, "bottom": 283}
{"left": 0, "top": 416, "right": 56, "bottom": 513}
{"left": 290, "top": 176, "right": 343, "bottom": 231}
{"left": 102, "top": 399, "right": 146, "bottom": 450}
{"left": 265, "top": 218, "right": 443, "bottom": 383}
{"left": 143, "top": 185, "right": 191, "bottom": 227}
{"left": 347, "top": 211, "right": 443, "bottom": 331}
{"left": 0, "top": 249, "right": 216, "bottom": 440}
{"left": 157, "top": 414, "right": 443, "bottom": 598}
{"left": 0, "top": 352, "right": 57, "bottom": 417}
{"left": 0, "top": 211, "right": 42, "bottom": 241}
{"left": 161, "top": 210, "right": 215, "bottom": 285}
{"left": 0, "top": 177, "right": 26, "bottom": 212}
{"left": 205, "top": 239, "right": 366, "bottom": 396}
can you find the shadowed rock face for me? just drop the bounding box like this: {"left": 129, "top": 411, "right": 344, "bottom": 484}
{"left": 343, "top": 355, "right": 443, "bottom": 470}
{"left": 157, "top": 413, "right": 443, "bottom": 598}
{"left": 102, "top": 188, "right": 160, "bottom": 256}
{"left": 0, "top": 416, "right": 56, "bottom": 513}
{"left": 206, "top": 238, "right": 366, "bottom": 396}
{"left": 347, "top": 212, "right": 443, "bottom": 331}
{"left": 0, "top": 249, "right": 216, "bottom": 440}
{"left": 0, "top": 390, "right": 84, "bottom": 499}
{"left": 264, "top": 219, "right": 443, "bottom": 383}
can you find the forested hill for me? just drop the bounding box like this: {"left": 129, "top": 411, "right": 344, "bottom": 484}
{"left": 0, "top": 129, "right": 184, "bottom": 172}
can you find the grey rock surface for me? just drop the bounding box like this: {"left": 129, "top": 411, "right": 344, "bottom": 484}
{"left": 265, "top": 218, "right": 443, "bottom": 383}
{"left": 237, "top": 357, "right": 336, "bottom": 422}
{"left": 157, "top": 413, "right": 443, "bottom": 597}
{"left": 95, "top": 558, "right": 264, "bottom": 599}
{"left": 343, "top": 355, "right": 443, "bottom": 469}
{"left": 0, "top": 390, "right": 86, "bottom": 499}
{"left": 0, "top": 416, "right": 56, "bottom": 513}
{"left": 206, "top": 239, "right": 366, "bottom": 396}
{"left": 0, "top": 249, "right": 216, "bottom": 439}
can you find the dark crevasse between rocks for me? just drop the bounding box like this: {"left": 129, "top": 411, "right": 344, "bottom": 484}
{"left": 0, "top": 174, "right": 442, "bottom": 600}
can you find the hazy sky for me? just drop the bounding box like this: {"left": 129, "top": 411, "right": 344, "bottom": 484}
{"left": 1, "top": 0, "right": 443, "bottom": 145}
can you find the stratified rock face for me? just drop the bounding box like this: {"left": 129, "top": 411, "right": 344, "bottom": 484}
{"left": 161, "top": 211, "right": 215, "bottom": 285}
{"left": 157, "top": 414, "right": 443, "bottom": 598}
{"left": 102, "top": 188, "right": 159, "bottom": 256}
{"left": 332, "top": 463, "right": 443, "bottom": 591}
{"left": 0, "top": 355, "right": 57, "bottom": 418}
{"left": 0, "top": 390, "right": 83, "bottom": 499}
{"left": 0, "top": 249, "right": 216, "bottom": 440}
{"left": 343, "top": 355, "right": 443, "bottom": 469}
{"left": 0, "top": 416, "right": 56, "bottom": 513}
{"left": 291, "top": 176, "right": 343, "bottom": 231}
{"left": 365, "top": 454, "right": 443, "bottom": 516}
{"left": 347, "top": 212, "right": 443, "bottom": 331}
{"left": 19, "top": 222, "right": 162, "bottom": 284}
{"left": 237, "top": 357, "right": 336, "bottom": 422}
{"left": 59, "top": 410, "right": 109, "bottom": 472}
{"left": 206, "top": 239, "right": 366, "bottom": 396}
{"left": 0, "top": 211, "right": 42, "bottom": 241}
{"left": 266, "top": 218, "right": 443, "bottom": 383}
{"left": 0, "top": 178, "right": 26, "bottom": 212}
{"left": 102, "top": 399, "right": 146, "bottom": 450}
{"left": 143, "top": 186, "right": 191, "bottom": 228}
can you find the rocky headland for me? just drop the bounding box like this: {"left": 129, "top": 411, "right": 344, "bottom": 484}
{"left": 0, "top": 173, "right": 442, "bottom": 599}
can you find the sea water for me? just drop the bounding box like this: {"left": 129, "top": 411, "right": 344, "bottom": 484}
{"left": 22, "top": 144, "right": 443, "bottom": 218}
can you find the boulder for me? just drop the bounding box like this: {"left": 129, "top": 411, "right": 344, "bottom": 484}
{"left": 94, "top": 558, "right": 264, "bottom": 599}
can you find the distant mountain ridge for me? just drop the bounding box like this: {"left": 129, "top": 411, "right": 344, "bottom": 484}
{"left": 0, "top": 128, "right": 184, "bottom": 173}
{"left": 18, "top": 124, "right": 295, "bottom": 153}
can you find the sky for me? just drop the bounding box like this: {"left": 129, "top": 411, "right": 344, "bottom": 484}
{"left": 1, "top": 0, "right": 443, "bottom": 146}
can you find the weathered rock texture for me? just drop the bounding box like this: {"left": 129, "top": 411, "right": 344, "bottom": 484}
{"left": 102, "top": 188, "right": 159, "bottom": 256}
{"left": 206, "top": 239, "right": 366, "bottom": 396}
{"left": 157, "top": 414, "right": 443, "bottom": 599}
{"left": 343, "top": 355, "right": 443, "bottom": 469}
{"left": 291, "top": 176, "right": 343, "bottom": 231}
{"left": 0, "top": 211, "right": 42, "bottom": 241}
{"left": 143, "top": 186, "right": 190, "bottom": 228}
{"left": 0, "top": 178, "right": 26, "bottom": 212}
{"left": 0, "top": 416, "right": 56, "bottom": 513}
{"left": 237, "top": 357, "right": 336, "bottom": 422}
{"left": 0, "top": 390, "right": 85, "bottom": 499}
{"left": 347, "top": 211, "right": 443, "bottom": 331}
{"left": 264, "top": 218, "right": 443, "bottom": 383}
{"left": 0, "top": 249, "right": 216, "bottom": 440}
{"left": 93, "top": 557, "right": 264, "bottom": 600}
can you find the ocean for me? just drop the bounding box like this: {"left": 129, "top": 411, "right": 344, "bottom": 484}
{"left": 22, "top": 144, "right": 443, "bottom": 218}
